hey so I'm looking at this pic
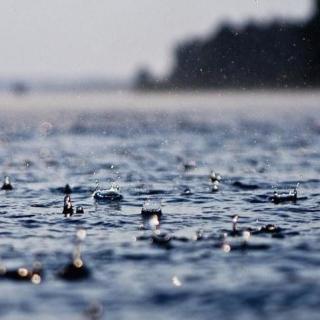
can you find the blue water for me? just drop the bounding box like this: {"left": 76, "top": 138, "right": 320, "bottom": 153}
{"left": 0, "top": 92, "right": 320, "bottom": 320}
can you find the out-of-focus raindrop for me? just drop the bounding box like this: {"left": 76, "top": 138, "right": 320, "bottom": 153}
{"left": 172, "top": 276, "right": 182, "bottom": 287}
{"left": 39, "top": 121, "right": 53, "bottom": 136}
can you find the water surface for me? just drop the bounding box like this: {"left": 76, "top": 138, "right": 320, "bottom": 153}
{"left": 0, "top": 91, "right": 319, "bottom": 320}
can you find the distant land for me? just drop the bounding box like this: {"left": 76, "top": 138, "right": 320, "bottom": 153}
{"left": 0, "top": 77, "right": 130, "bottom": 95}
{"left": 135, "top": 0, "right": 320, "bottom": 90}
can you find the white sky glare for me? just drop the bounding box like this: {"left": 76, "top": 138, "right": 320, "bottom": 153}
{"left": 0, "top": 0, "right": 313, "bottom": 79}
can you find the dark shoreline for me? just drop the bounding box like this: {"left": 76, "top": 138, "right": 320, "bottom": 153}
{"left": 136, "top": 0, "right": 320, "bottom": 91}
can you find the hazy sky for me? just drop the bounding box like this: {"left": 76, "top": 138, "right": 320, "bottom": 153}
{"left": 0, "top": 0, "right": 313, "bottom": 80}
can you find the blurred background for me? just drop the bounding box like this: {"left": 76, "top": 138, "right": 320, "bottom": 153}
{"left": 1, "top": 3, "right": 320, "bottom": 320}
{"left": 0, "top": 0, "right": 318, "bottom": 93}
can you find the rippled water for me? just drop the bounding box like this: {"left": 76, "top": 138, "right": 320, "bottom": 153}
{"left": 0, "top": 91, "right": 320, "bottom": 320}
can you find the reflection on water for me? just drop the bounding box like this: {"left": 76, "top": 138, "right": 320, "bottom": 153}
{"left": 0, "top": 91, "right": 319, "bottom": 319}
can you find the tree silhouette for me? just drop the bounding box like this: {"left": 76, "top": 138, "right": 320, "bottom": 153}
{"left": 136, "top": 0, "right": 320, "bottom": 90}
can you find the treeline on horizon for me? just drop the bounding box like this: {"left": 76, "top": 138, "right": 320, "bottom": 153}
{"left": 135, "top": 0, "right": 320, "bottom": 90}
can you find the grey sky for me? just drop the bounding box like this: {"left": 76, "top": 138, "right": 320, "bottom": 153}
{"left": 0, "top": 0, "right": 313, "bottom": 79}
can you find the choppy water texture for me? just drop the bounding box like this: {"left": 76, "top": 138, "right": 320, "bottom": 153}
{"left": 0, "top": 91, "right": 320, "bottom": 320}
